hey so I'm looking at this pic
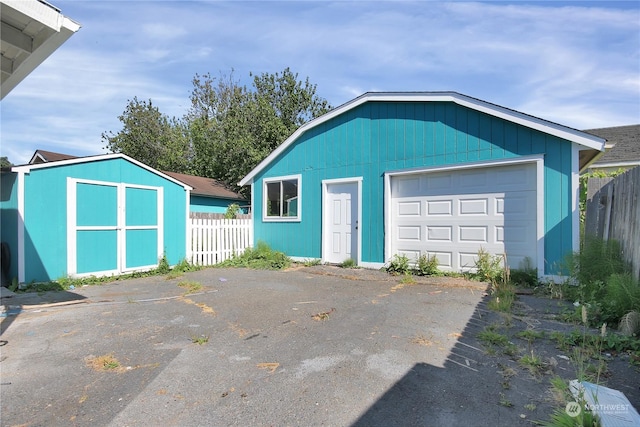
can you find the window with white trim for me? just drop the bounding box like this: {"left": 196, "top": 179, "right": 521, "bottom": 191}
{"left": 263, "top": 175, "right": 301, "bottom": 220}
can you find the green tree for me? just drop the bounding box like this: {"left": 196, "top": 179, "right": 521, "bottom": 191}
{"left": 102, "top": 97, "right": 191, "bottom": 173}
{"left": 0, "top": 156, "right": 13, "bottom": 168}
{"left": 187, "top": 68, "right": 332, "bottom": 193}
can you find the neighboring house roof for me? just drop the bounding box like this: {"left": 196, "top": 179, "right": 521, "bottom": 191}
{"left": 29, "top": 149, "right": 78, "bottom": 164}
{"left": 163, "top": 171, "right": 245, "bottom": 201}
{"left": 1, "top": 0, "right": 81, "bottom": 99}
{"left": 21, "top": 149, "right": 241, "bottom": 200}
{"left": 12, "top": 152, "right": 193, "bottom": 191}
{"left": 239, "top": 92, "right": 606, "bottom": 186}
{"left": 583, "top": 124, "right": 640, "bottom": 170}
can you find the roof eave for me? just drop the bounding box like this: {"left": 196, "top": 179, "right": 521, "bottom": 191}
{"left": 11, "top": 153, "right": 193, "bottom": 191}
{"left": 239, "top": 92, "right": 606, "bottom": 186}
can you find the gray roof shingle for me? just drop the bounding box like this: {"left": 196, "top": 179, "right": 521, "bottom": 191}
{"left": 584, "top": 125, "right": 640, "bottom": 166}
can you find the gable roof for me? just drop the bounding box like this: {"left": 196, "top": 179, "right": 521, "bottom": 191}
{"left": 239, "top": 91, "right": 607, "bottom": 186}
{"left": 584, "top": 124, "right": 640, "bottom": 168}
{"left": 163, "top": 171, "right": 245, "bottom": 200}
{"left": 29, "top": 149, "right": 78, "bottom": 164}
{"left": 12, "top": 152, "right": 192, "bottom": 190}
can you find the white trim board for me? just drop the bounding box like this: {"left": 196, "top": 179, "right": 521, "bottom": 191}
{"left": 12, "top": 153, "right": 193, "bottom": 191}
{"left": 239, "top": 92, "right": 605, "bottom": 186}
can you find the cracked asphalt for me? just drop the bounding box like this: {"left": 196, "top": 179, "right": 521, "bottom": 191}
{"left": 1, "top": 265, "right": 612, "bottom": 427}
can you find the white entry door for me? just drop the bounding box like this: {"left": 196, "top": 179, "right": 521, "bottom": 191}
{"left": 324, "top": 181, "right": 359, "bottom": 264}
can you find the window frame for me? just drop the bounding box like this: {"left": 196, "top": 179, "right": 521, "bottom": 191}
{"left": 262, "top": 174, "right": 302, "bottom": 222}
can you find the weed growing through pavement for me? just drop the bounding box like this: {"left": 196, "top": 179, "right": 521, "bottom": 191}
{"left": 191, "top": 335, "right": 209, "bottom": 345}
{"left": 178, "top": 280, "right": 203, "bottom": 295}
{"left": 86, "top": 354, "right": 121, "bottom": 372}
{"left": 499, "top": 392, "right": 513, "bottom": 408}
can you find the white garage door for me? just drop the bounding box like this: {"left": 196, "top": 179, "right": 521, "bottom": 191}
{"left": 391, "top": 163, "right": 537, "bottom": 272}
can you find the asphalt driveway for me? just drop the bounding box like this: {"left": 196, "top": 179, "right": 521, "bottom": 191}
{"left": 3, "top": 266, "right": 627, "bottom": 426}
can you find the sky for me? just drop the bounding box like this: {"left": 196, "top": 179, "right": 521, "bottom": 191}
{"left": 1, "top": 0, "right": 639, "bottom": 165}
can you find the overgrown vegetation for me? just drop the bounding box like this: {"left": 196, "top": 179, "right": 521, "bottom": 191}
{"left": 562, "top": 236, "right": 640, "bottom": 333}
{"left": 385, "top": 253, "right": 442, "bottom": 277}
{"left": 339, "top": 258, "right": 357, "bottom": 268}
{"left": 224, "top": 203, "right": 241, "bottom": 219}
{"left": 216, "top": 241, "right": 291, "bottom": 270}
{"left": 14, "top": 257, "right": 201, "bottom": 293}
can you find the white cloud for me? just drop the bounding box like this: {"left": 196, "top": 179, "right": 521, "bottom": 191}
{"left": 1, "top": 0, "right": 638, "bottom": 164}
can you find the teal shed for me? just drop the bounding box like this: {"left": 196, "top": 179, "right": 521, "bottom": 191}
{"left": 239, "top": 92, "right": 606, "bottom": 277}
{"left": 163, "top": 171, "right": 246, "bottom": 214}
{"left": 1, "top": 153, "right": 191, "bottom": 284}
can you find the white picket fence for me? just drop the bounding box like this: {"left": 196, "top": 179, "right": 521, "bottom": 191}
{"left": 189, "top": 218, "right": 252, "bottom": 266}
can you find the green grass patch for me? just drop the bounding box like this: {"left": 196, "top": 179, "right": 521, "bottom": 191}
{"left": 477, "top": 327, "right": 510, "bottom": 347}
{"left": 178, "top": 280, "right": 203, "bottom": 295}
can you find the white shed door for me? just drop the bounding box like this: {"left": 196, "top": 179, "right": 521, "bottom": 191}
{"left": 391, "top": 163, "right": 537, "bottom": 271}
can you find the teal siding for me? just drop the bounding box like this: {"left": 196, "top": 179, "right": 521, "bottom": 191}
{"left": 21, "top": 158, "right": 188, "bottom": 282}
{"left": 252, "top": 101, "right": 576, "bottom": 274}
{"left": 190, "top": 195, "right": 244, "bottom": 214}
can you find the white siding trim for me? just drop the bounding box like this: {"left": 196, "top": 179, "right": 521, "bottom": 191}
{"left": 239, "top": 92, "right": 605, "bottom": 186}
{"left": 572, "top": 144, "right": 581, "bottom": 254}
{"left": 17, "top": 171, "right": 25, "bottom": 283}
{"left": 11, "top": 153, "right": 193, "bottom": 191}
{"left": 185, "top": 188, "right": 191, "bottom": 262}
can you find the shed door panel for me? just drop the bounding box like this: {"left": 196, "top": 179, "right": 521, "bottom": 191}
{"left": 69, "top": 180, "right": 163, "bottom": 277}
{"left": 391, "top": 163, "right": 537, "bottom": 271}
{"left": 76, "top": 230, "right": 118, "bottom": 274}
{"left": 75, "top": 183, "right": 119, "bottom": 275}
{"left": 124, "top": 187, "right": 160, "bottom": 270}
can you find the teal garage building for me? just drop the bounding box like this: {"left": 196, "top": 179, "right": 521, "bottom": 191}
{"left": 1, "top": 153, "right": 191, "bottom": 284}
{"left": 239, "top": 92, "right": 606, "bottom": 277}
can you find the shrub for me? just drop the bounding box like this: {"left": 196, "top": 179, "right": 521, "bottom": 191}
{"left": 473, "top": 248, "right": 504, "bottom": 284}
{"left": 156, "top": 254, "right": 171, "bottom": 274}
{"left": 415, "top": 254, "right": 439, "bottom": 276}
{"left": 386, "top": 254, "right": 410, "bottom": 275}
{"left": 224, "top": 203, "right": 241, "bottom": 219}
{"left": 217, "top": 241, "right": 291, "bottom": 270}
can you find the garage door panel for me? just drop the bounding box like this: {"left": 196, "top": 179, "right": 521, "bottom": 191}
{"left": 427, "top": 200, "right": 452, "bottom": 215}
{"left": 430, "top": 251, "right": 452, "bottom": 268}
{"left": 459, "top": 252, "right": 479, "bottom": 271}
{"left": 391, "top": 163, "right": 537, "bottom": 272}
{"left": 398, "top": 201, "right": 421, "bottom": 216}
{"left": 496, "top": 192, "right": 536, "bottom": 217}
{"left": 459, "top": 198, "right": 488, "bottom": 215}
{"left": 459, "top": 226, "right": 488, "bottom": 243}
{"left": 427, "top": 226, "right": 452, "bottom": 242}
{"left": 398, "top": 226, "right": 421, "bottom": 240}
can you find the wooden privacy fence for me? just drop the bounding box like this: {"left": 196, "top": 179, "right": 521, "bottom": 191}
{"left": 189, "top": 217, "right": 252, "bottom": 266}
{"left": 585, "top": 166, "right": 640, "bottom": 280}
